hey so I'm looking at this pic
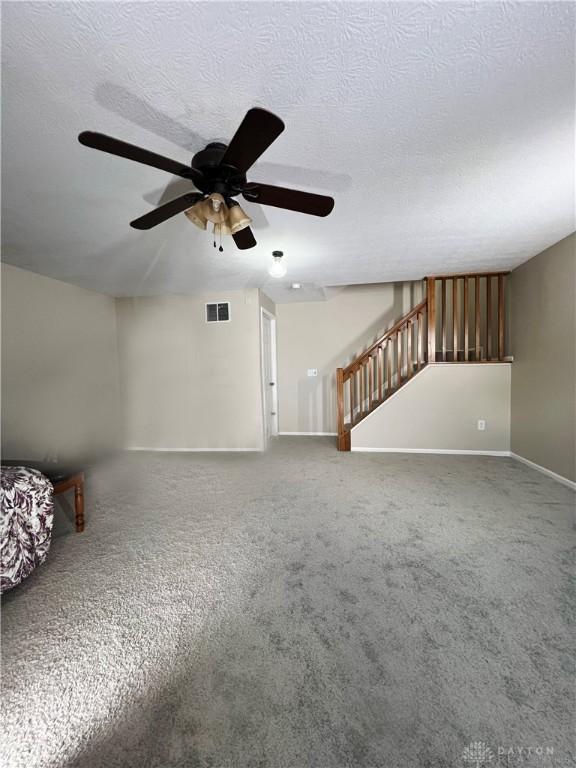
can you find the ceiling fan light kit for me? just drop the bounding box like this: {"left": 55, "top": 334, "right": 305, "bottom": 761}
{"left": 78, "top": 107, "right": 334, "bottom": 251}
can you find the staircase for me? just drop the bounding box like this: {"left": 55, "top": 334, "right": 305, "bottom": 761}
{"left": 336, "top": 271, "right": 512, "bottom": 450}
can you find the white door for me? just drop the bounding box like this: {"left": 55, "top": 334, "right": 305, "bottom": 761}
{"left": 261, "top": 310, "right": 278, "bottom": 440}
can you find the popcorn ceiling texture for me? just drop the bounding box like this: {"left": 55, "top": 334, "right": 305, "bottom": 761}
{"left": 1, "top": 439, "right": 574, "bottom": 767}
{"left": 1, "top": 2, "right": 574, "bottom": 296}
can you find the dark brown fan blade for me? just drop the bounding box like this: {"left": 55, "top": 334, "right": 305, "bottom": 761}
{"left": 232, "top": 227, "right": 257, "bottom": 250}
{"left": 219, "top": 109, "right": 285, "bottom": 174}
{"left": 130, "top": 192, "right": 203, "bottom": 230}
{"left": 243, "top": 183, "right": 334, "bottom": 217}
{"left": 78, "top": 132, "right": 203, "bottom": 185}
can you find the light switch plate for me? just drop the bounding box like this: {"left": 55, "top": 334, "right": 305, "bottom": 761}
{"left": 307, "top": 369, "right": 318, "bottom": 377}
{"left": 477, "top": 419, "right": 486, "bottom": 431}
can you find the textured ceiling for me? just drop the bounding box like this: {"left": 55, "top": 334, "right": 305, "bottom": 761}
{"left": 2, "top": 1, "right": 574, "bottom": 298}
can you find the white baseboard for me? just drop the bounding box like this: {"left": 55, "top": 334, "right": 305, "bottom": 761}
{"left": 510, "top": 452, "right": 576, "bottom": 491}
{"left": 126, "top": 447, "right": 260, "bottom": 453}
{"left": 351, "top": 447, "right": 511, "bottom": 456}
{"left": 349, "top": 447, "right": 575, "bottom": 489}
{"left": 278, "top": 432, "right": 337, "bottom": 437}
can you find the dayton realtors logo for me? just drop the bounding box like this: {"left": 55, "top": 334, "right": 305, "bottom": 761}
{"left": 462, "top": 742, "right": 494, "bottom": 767}
{"left": 462, "top": 741, "right": 554, "bottom": 766}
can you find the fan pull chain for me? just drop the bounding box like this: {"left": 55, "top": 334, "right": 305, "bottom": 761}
{"left": 212, "top": 224, "right": 224, "bottom": 251}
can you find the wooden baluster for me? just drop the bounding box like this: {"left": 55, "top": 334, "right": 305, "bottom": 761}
{"left": 407, "top": 320, "right": 413, "bottom": 378}
{"left": 441, "top": 278, "right": 447, "bottom": 361}
{"left": 361, "top": 362, "right": 366, "bottom": 413}
{"left": 463, "top": 277, "right": 469, "bottom": 361}
{"left": 367, "top": 359, "right": 371, "bottom": 409}
{"left": 475, "top": 276, "right": 481, "bottom": 360}
{"left": 336, "top": 368, "right": 344, "bottom": 444}
{"left": 368, "top": 355, "right": 373, "bottom": 411}
{"left": 397, "top": 331, "right": 402, "bottom": 389}
{"left": 350, "top": 369, "right": 356, "bottom": 425}
{"left": 417, "top": 311, "right": 423, "bottom": 369}
{"left": 348, "top": 372, "right": 352, "bottom": 427}
{"left": 378, "top": 346, "right": 383, "bottom": 402}
{"left": 498, "top": 274, "right": 505, "bottom": 360}
{"left": 382, "top": 345, "right": 386, "bottom": 399}
{"left": 387, "top": 340, "right": 392, "bottom": 396}
{"left": 486, "top": 276, "right": 492, "bottom": 360}
{"left": 427, "top": 277, "right": 436, "bottom": 363}
{"left": 452, "top": 278, "right": 458, "bottom": 361}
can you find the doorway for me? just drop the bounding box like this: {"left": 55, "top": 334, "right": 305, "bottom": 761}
{"left": 260, "top": 308, "right": 278, "bottom": 444}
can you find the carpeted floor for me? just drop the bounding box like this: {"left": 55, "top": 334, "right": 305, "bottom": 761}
{"left": 1, "top": 438, "right": 574, "bottom": 768}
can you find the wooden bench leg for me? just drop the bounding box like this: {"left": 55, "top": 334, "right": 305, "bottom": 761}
{"left": 74, "top": 478, "right": 85, "bottom": 533}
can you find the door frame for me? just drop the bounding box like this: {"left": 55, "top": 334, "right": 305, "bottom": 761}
{"left": 260, "top": 307, "right": 279, "bottom": 446}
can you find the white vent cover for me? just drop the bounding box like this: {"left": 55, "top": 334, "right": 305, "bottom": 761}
{"left": 205, "top": 302, "right": 230, "bottom": 323}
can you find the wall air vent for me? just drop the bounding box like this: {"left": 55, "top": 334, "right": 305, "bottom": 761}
{"left": 205, "top": 302, "right": 230, "bottom": 323}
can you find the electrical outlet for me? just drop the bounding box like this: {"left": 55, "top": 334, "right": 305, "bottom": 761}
{"left": 307, "top": 368, "right": 318, "bottom": 377}
{"left": 477, "top": 419, "right": 486, "bottom": 431}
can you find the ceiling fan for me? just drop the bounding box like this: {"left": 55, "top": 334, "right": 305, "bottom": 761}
{"left": 78, "top": 108, "right": 334, "bottom": 250}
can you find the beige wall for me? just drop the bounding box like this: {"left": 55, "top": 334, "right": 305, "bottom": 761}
{"left": 352, "top": 363, "right": 511, "bottom": 452}
{"left": 116, "top": 290, "right": 264, "bottom": 450}
{"left": 510, "top": 234, "right": 576, "bottom": 481}
{"left": 276, "top": 282, "right": 423, "bottom": 434}
{"left": 1, "top": 263, "right": 120, "bottom": 461}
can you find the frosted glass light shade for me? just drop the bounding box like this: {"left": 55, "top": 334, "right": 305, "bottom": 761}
{"left": 185, "top": 202, "right": 207, "bottom": 230}
{"left": 268, "top": 254, "right": 287, "bottom": 278}
{"left": 214, "top": 221, "right": 232, "bottom": 236}
{"left": 228, "top": 202, "right": 252, "bottom": 234}
{"left": 202, "top": 193, "right": 228, "bottom": 224}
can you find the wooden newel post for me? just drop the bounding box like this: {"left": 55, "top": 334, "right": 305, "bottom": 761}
{"left": 426, "top": 277, "right": 436, "bottom": 363}
{"left": 336, "top": 367, "right": 344, "bottom": 447}
{"left": 336, "top": 367, "right": 349, "bottom": 451}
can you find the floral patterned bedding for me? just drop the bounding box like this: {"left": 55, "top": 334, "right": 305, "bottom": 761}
{"left": 1, "top": 467, "right": 54, "bottom": 593}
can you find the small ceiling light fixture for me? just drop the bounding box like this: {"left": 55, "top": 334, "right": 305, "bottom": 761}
{"left": 291, "top": 282, "right": 302, "bottom": 289}
{"left": 268, "top": 250, "right": 287, "bottom": 278}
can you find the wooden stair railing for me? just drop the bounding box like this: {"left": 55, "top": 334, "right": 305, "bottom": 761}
{"left": 337, "top": 270, "right": 511, "bottom": 451}
{"left": 337, "top": 299, "right": 428, "bottom": 450}
{"left": 426, "top": 272, "right": 511, "bottom": 363}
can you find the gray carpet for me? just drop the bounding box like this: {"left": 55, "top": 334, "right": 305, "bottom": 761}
{"left": 1, "top": 438, "right": 574, "bottom": 768}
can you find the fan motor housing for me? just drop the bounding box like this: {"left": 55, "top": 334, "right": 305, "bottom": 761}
{"left": 192, "top": 142, "right": 246, "bottom": 197}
